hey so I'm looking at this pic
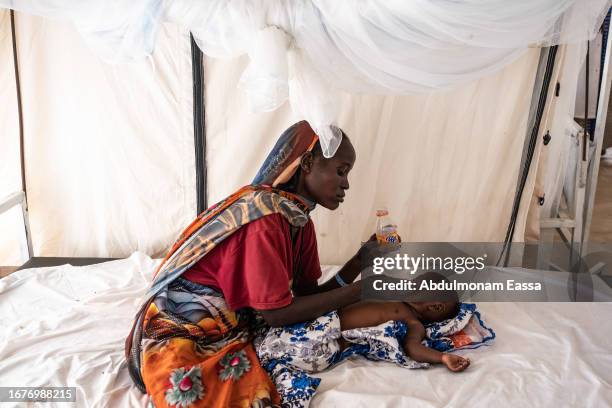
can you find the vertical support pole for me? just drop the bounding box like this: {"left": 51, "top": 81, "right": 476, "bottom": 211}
{"left": 190, "top": 34, "right": 207, "bottom": 214}
{"left": 582, "top": 27, "right": 612, "bottom": 253}
{"left": 10, "top": 10, "right": 26, "bottom": 197}
{"left": 10, "top": 10, "right": 33, "bottom": 260}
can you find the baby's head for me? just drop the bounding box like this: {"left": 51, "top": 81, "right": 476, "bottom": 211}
{"left": 410, "top": 301, "right": 460, "bottom": 323}
{"left": 408, "top": 271, "right": 460, "bottom": 323}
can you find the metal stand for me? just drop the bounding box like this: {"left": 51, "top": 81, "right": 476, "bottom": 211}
{"left": 539, "top": 28, "right": 612, "bottom": 269}
{"left": 0, "top": 191, "right": 33, "bottom": 261}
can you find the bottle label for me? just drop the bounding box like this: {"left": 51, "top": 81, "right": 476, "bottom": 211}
{"left": 376, "top": 230, "right": 400, "bottom": 244}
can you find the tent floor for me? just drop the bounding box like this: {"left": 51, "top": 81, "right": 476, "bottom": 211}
{"left": 590, "top": 149, "right": 612, "bottom": 242}
{"left": 0, "top": 266, "right": 18, "bottom": 278}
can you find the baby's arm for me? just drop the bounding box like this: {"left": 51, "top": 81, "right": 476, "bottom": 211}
{"left": 402, "top": 319, "right": 470, "bottom": 372}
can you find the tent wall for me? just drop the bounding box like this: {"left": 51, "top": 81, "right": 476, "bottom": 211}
{"left": 0, "top": 13, "right": 196, "bottom": 263}
{"left": 1, "top": 14, "right": 577, "bottom": 266}
{"left": 205, "top": 50, "right": 541, "bottom": 265}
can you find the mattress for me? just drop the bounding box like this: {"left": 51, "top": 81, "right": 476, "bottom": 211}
{"left": 0, "top": 253, "right": 610, "bottom": 407}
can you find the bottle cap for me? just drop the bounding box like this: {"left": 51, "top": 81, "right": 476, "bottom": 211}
{"left": 376, "top": 209, "right": 389, "bottom": 217}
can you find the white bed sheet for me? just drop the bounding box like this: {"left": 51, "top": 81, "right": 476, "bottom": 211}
{"left": 0, "top": 253, "right": 611, "bottom": 407}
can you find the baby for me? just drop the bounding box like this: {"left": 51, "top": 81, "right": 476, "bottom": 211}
{"left": 338, "top": 298, "right": 470, "bottom": 372}
{"left": 258, "top": 273, "right": 475, "bottom": 406}
{"left": 259, "top": 272, "right": 470, "bottom": 375}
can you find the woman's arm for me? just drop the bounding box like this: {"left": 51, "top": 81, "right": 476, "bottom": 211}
{"left": 295, "top": 234, "right": 391, "bottom": 296}
{"left": 258, "top": 278, "right": 365, "bottom": 327}
{"left": 294, "top": 253, "right": 361, "bottom": 295}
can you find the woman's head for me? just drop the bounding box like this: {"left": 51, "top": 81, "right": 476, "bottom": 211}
{"left": 255, "top": 121, "right": 356, "bottom": 210}
{"left": 293, "top": 134, "right": 355, "bottom": 210}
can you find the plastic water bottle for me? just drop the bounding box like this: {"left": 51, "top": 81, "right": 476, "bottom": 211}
{"left": 376, "top": 209, "right": 400, "bottom": 243}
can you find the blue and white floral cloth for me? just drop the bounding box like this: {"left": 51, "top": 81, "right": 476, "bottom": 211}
{"left": 255, "top": 303, "right": 495, "bottom": 408}
{"left": 424, "top": 303, "right": 496, "bottom": 352}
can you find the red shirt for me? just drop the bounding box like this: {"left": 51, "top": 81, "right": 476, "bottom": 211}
{"left": 182, "top": 213, "right": 321, "bottom": 311}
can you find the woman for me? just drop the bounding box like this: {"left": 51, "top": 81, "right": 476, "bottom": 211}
{"left": 126, "top": 121, "right": 372, "bottom": 407}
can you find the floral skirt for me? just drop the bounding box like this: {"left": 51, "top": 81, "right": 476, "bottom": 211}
{"left": 140, "top": 278, "right": 280, "bottom": 408}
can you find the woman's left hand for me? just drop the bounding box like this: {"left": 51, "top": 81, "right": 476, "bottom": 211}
{"left": 356, "top": 233, "right": 401, "bottom": 267}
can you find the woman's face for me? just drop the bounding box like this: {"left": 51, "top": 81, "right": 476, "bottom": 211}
{"left": 302, "top": 137, "right": 356, "bottom": 210}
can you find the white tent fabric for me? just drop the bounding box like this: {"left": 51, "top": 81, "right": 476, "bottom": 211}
{"left": 1, "top": 0, "right": 610, "bottom": 156}
{"left": 205, "top": 50, "right": 540, "bottom": 264}
{"left": 0, "top": 3, "right": 608, "bottom": 264}
{"left": 0, "top": 12, "right": 196, "bottom": 264}
{"left": 3, "top": 12, "right": 542, "bottom": 265}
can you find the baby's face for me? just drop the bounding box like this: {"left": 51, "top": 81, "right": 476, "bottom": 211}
{"left": 419, "top": 301, "right": 459, "bottom": 323}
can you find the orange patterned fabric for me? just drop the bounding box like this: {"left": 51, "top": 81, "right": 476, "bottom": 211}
{"left": 141, "top": 295, "right": 280, "bottom": 408}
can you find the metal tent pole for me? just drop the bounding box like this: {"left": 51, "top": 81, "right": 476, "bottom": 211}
{"left": 9, "top": 10, "right": 33, "bottom": 260}
{"left": 190, "top": 34, "right": 207, "bottom": 215}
